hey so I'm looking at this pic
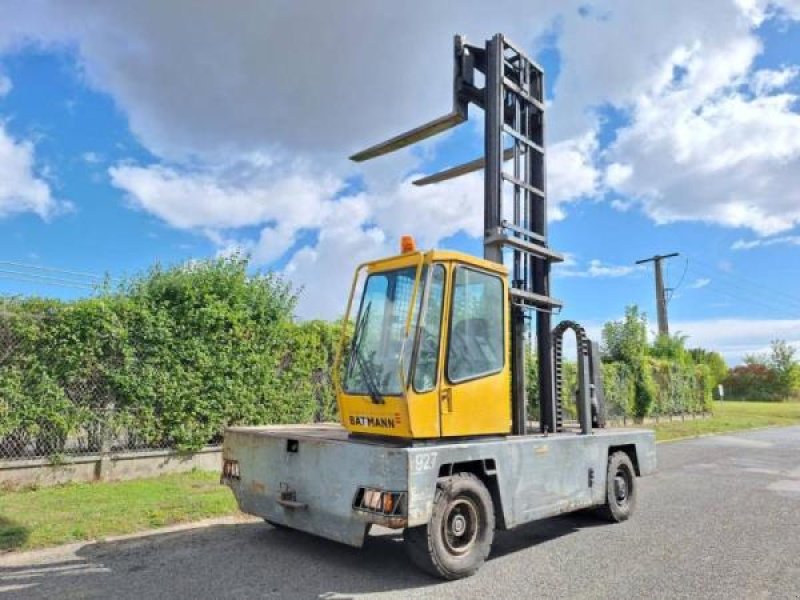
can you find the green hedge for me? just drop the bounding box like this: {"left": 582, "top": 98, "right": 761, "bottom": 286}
{"left": 0, "top": 257, "right": 344, "bottom": 455}
{"left": 525, "top": 353, "right": 711, "bottom": 422}
{"left": 601, "top": 361, "right": 636, "bottom": 418}
{"left": 648, "top": 358, "right": 712, "bottom": 416}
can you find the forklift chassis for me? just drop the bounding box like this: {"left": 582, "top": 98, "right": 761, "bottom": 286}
{"left": 223, "top": 424, "right": 655, "bottom": 548}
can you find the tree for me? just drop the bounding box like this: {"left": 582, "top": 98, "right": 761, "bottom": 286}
{"left": 723, "top": 363, "right": 781, "bottom": 401}
{"left": 602, "top": 306, "right": 655, "bottom": 418}
{"left": 688, "top": 348, "right": 728, "bottom": 388}
{"left": 768, "top": 340, "right": 800, "bottom": 400}
{"left": 633, "top": 360, "right": 656, "bottom": 419}
{"left": 725, "top": 340, "right": 800, "bottom": 401}
{"left": 602, "top": 305, "right": 648, "bottom": 364}
{"left": 650, "top": 332, "right": 690, "bottom": 365}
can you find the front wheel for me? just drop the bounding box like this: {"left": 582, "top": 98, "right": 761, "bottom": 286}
{"left": 403, "top": 473, "right": 495, "bottom": 580}
{"left": 595, "top": 451, "right": 637, "bottom": 522}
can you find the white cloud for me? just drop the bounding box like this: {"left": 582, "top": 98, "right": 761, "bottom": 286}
{"left": 547, "top": 131, "right": 601, "bottom": 220}
{"left": 109, "top": 161, "right": 341, "bottom": 231}
{"left": 605, "top": 163, "right": 633, "bottom": 188}
{"left": 610, "top": 198, "right": 634, "bottom": 213}
{"left": 0, "top": 1, "right": 607, "bottom": 318}
{"left": 559, "top": 258, "right": 641, "bottom": 278}
{"left": 551, "top": 0, "right": 765, "bottom": 138}
{"left": 109, "top": 158, "right": 487, "bottom": 317}
{"left": 0, "top": 1, "right": 569, "bottom": 161}
{"left": 284, "top": 197, "right": 390, "bottom": 319}
{"left": 81, "top": 151, "right": 102, "bottom": 164}
{"left": 604, "top": 26, "right": 800, "bottom": 236}
{"left": 689, "top": 277, "right": 711, "bottom": 289}
{"left": 751, "top": 66, "right": 799, "bottom": 94}
{"left": 737, "top": 0, "right": 800, "bottom": 22}
{"left": 368, "top": 173, "right": 485, "bottom": 247}
{"left": 672, "top": 318, "right": 800, "bottom": 364}
{"left": 0, "top": 72, "right": 11, "bottom": 96}
{"left": 732, "top": 235, "right": 800, "bottom": 250}
{"left": 0, "top": 123, "right": 62, "bottom": 219}
{"left": 109, "top": 159, "right": 344, "bottom": 263}
{"left": 585, "top": 260, "right": 639, "bottom": 278}
{"left": 543, "top": 0, "right": 800, "bottom": 236}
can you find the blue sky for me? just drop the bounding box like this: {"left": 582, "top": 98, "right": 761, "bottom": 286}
{"left": 1, "top": 1, "right": 799, "bottom": 363}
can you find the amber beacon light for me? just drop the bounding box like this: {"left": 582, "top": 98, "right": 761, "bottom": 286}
{"left": 400, "top": 235, "right": 417, "bottom": 253}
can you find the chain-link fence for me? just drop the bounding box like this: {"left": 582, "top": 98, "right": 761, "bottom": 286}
{"left": 0, "top": 314, "right": 173, "bottom": 461}
{"left": 0, "top": 304, "right": 340, "bottom": 462}
{"left": 0, "top": 408, "right": 173, "bottom": 461}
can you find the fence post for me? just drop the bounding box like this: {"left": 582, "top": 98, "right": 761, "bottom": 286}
{"left": 95, "top": 406, "right": 114, "bottom": 481}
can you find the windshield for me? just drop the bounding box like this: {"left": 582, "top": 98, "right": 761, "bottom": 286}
{"left": 344, "top": 266, "right": 423, "bottom": 397}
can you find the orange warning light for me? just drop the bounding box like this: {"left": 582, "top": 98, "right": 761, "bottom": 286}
{"left": 400, "top": 235, "right": 417, "bottom": 254}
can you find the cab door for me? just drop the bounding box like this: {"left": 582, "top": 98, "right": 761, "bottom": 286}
{"left": 439, "top": 264, "right": 511, "bottom": 437}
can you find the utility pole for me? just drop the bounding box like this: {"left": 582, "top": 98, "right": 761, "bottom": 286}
{"left": 635, "top": 253, "right": 679, "bottom": 337}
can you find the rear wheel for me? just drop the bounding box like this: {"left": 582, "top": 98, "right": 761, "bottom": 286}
{"left": 595, "top": 451, "right": 636, "bottom": 522}
{"left": 404, "top": 473, "right": 494, "bottom": 580}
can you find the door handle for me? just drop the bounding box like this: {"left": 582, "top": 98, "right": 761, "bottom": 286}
{"left": 440, "top": 387, "right": 453, "bottom": 412}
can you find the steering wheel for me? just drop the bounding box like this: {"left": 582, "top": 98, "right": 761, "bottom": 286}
{"left": 414, "top": 329, "right": 439, "bottom": 380}
{"left": 449, "top": 326, "right": 479, "bottom": 377}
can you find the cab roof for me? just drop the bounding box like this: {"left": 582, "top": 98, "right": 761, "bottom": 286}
{"left": 365, "top": 249, "right": 508, "bottom": 276}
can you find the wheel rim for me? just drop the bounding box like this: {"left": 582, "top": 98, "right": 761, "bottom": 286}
{"left": 613, "top": 465, "right": 632, "bottom": 506}
{"left": 442, "top": 496, "right": 479, "bottom": 555}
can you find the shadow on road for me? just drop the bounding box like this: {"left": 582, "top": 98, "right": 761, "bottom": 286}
{"left": 0, "top": 513, "right": 605, "bottom": 599}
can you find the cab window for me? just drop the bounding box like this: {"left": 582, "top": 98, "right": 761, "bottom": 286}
{"left": 413, "top": 264, "right": 446, "bottom": 392}
{"left": 447, "top": 267, "right": 504, "bottom": 382}
{"left": 343, "top": 266, "right": 420, "bottom": 396}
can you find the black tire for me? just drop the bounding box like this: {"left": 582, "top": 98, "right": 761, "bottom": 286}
{"left": 403, "top": 473, "right": 495, "bottom": 580}
{"left": 595, "top": 451, "right": 637, "bottom": 522}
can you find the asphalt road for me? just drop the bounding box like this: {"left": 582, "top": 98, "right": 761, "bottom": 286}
{"left": 2, "top": 426, "right": 800, "bottom": 599}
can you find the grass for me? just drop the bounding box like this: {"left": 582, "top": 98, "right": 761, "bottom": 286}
{"left": 650, "top": 400, "right": 800, "bottom": 441}
{"left": 0, "top": 469, "right": 237, "bottom": 552}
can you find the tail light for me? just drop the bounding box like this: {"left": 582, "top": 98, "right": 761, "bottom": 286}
{"left": 221, "top": 459, "right": 240, "bottom": 483}
{"left": 353, "top": 487, "right": 406, "bottom": 516}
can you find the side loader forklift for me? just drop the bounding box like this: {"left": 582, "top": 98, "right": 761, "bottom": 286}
{"left": 222, "top": 33, "right": 655, "bottom": 580}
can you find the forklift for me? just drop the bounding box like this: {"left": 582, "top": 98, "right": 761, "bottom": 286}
{"left": 222, "top": 33, "right": 655, "bottom": 580}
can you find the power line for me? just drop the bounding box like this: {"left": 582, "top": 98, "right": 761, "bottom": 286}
{"left": 0, "top": 276, "right": 95, "bottom": 291}
{"left": 0, "top": 261, "right": 105, "bottom": 282}
{"left": 666, "top": 257, "right": 689, "bottom": 303}
{"left": 0, "top": 270, "right": 97, "bottom": 290}
{"left": 687, "top": 255, "right": 800, "bottom": 309}
{"left": 687, "top": 261, "right": 800, "bottom": 315}
{"left": 690, "top": 273, "right": 800, "bottom": 319}
{"left": 689, "top": 265, "right": 800, "bottom": 315}
{"left": 653, "top": 255, "right": 800, "bottom": 316}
